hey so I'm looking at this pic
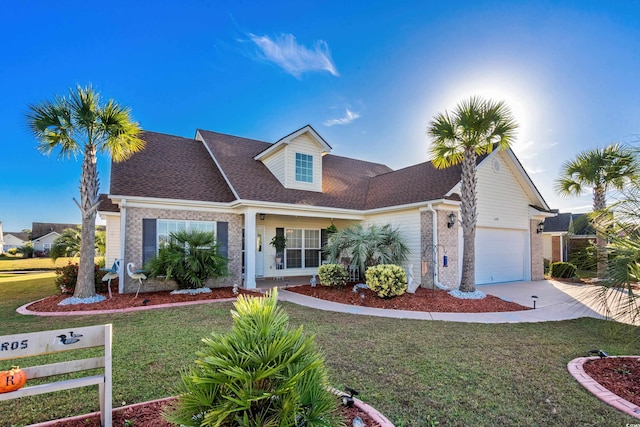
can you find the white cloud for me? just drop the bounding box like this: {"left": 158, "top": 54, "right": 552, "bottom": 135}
{"left": 323, "top": 109, "right": 361, "bottom": 126}
{"left": 248, "top": 33, "right": 338, "bottom": 78}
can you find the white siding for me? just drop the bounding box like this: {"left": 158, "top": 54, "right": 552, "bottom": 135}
{"left": 476, "top": 153, "right": 531, "bottom": 230}
{"left": 284, "top": 134, "right": 323, "bottom": 192}
{"left": 542, "top": 234, "right": 552, "bottom": 260}
{"left": 364, "top": 209, "right": 421, "bottom": 272}
{"left": 104, "top": 215, "right": 121, "bottom": 266}
{"left": 262, "top": 149, "right": 286, "bottom": 186}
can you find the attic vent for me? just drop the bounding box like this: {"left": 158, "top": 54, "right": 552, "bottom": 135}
{"left": 492, "top": 159, "right": 501, "bottom": 173}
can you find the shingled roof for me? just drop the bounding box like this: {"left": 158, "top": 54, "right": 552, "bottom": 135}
{"left": 110, "top": 131, "right": 236, "bottom": 203}
{"left": 32, "top": 222, "right": 79, "bottom": 240}
{"left": 108, "top": 129, "right": 476, "bottom": 210}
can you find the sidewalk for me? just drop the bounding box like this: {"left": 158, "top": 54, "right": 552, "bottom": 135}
{"left": 278, "top": 280, "right": 635, "bottom": 324}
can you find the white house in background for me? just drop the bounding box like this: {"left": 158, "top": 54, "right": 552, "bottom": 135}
{"left": 99, "top": 125, "right": 555, "bottom": 294}
{"left": 0, "top": 222, "right": 4, "bottom": 254}
{"left": 2, "top": 231, "right": 30, "bottom": 252}
{"left": 31, "top": 222, "right": 78, "bottom": 254}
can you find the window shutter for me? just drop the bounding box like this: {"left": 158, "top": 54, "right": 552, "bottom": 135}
{"left": 217, "top": 222, "right": 228, "bottom": 258}
{"left": 321, "top": 229, "right": 328, "bottom": 262}
{"left": 142, "top": 219, "right": 157, "bottom": 266}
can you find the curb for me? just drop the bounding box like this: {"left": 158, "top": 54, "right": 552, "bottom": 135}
{"left": 568, "top": 356, "right": 640, "bottom": 419}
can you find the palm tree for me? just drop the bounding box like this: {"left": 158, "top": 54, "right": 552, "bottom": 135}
{"left": 50, "top": 226, "right": 106, "bottom": 261}
{"left": 555, "top": 144, "right": 639, "bottom": 278}
{"left": 324, "top": 223, "right": 410, "bottom": 279}
{"left": 27, "top": 85, "right": 144, "bottom": 299}
{"left": 428, "top": 96, "right": 518, "bottom": 293}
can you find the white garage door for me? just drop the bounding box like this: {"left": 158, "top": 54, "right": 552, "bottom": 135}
{"left": 475, "top": 228, "right": 525, "bottom": 284}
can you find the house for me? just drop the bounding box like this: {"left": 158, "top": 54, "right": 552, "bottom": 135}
{"left": 100, "top": 125, "right": 554, "bottom": 294}
{"left": 542, "top": 213, "right": 595, "bottom": 263}
{"left": 2, "top": 231, "right": 30, "bottom": 252}
{"left": 31, "top": 222, "right": 79, "bottom": 255}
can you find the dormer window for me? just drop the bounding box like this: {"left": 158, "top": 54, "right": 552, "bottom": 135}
{"left": 295, "top": 152, "right": 313, "bottom": 183}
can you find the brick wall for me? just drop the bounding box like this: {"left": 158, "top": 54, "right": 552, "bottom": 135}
{"left": 123, "top": 207, "right": 243, "bottom": 293}
{"left": 420, "top": 210, "right": 459, "bottom": 289}
{"left": 530, "top": 219, "right": 544, "bottom": 280}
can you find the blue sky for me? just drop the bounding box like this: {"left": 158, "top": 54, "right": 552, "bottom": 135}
{"left": 2, "top": 1, "right": 639, "bottom": 232}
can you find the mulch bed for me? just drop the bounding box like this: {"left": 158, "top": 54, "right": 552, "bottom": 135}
{"left": 583, "top": 357, "right": 640, "bottom": 407}
{"left": 25, "top": 286, "right": 259, "bottom": 312}
{"left": 39, "top": 397, "right": 380, "bottom": 427}
{"left": 288, "top": 285, "right": 531, "bottom": 312}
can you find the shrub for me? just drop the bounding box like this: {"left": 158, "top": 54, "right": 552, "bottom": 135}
{"left": 317, "top": 263, "right": 349, "bottom": 287}
{"left": 55, "top": 262, "right": 108, "bottom": 294}
{"left": 163, "top": 289, "right": 341, "bottom": 427}
{"left": 549, "top": 262, "right": 577, "bottom": 279}
{"left": 144, "top": 229, "right": 228, "bottom": 289}
{"left": 365, "top": 264, "right": 407, "bottom": 298}
{"left": 7, "top": 248, "right": 18, "bottom": 255}
{"left": 18, "top": 243, "right": 33, "bottom": 258}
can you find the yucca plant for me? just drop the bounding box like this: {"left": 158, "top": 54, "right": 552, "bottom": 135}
{"left": 144, "top": 229, "right": 227, "bottom": 289}
{"left": 163, "top": 289, "right": 343, "bottom": 427}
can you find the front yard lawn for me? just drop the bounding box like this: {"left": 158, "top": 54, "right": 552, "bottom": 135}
{"left": 1, "top": 276, "right": 639, "bottom": 426}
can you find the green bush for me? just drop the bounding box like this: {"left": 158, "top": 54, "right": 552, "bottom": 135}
{"left": 144, "top": 229, "right": 228, "bottom": 289}
{"left": 365, "top": 264, "right": 407, "bottom": 298}
{"left": 55, "top": 262, "right": 108, "bottom": 294}
{"left": 18, "top": 242, "right": 34, "bottom": 258}
{"left": 317, "top": 263, "right": 349, "bottom": 287}
{"left": 163, "top": 289, "right": 342, "bottom": 427}
{"left": 549, "top": 262, "right": 577, "bottom": 279}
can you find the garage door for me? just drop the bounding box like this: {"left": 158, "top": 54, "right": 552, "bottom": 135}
{"left": 475, "top": 228, "right": 525, "bottom": 284}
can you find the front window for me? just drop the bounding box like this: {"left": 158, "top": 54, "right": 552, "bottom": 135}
{"left": 295, "top": 153, "right": 313, "bottom": 183}
{"left": 157, "top": 220, "right": 216, "bottom": 250}
{"left": 285, "top": 228, "right": 320, "bottom": 268}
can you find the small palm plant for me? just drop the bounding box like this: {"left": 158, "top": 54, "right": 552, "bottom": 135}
{"left": 324, "top": 223, "right": 409, "bottom": 279}
{"left": 163, "top": 288, "right": 343, "bottom": 427}
{"left": 144, "top": 229, "right": 227, "bottom": 289}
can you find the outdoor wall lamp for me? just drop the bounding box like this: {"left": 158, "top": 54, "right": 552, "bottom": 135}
{"left": 536, "top": 222, "right": 544, "bottom": 233}
{"left": 447, "top": 212, "right": 456, "bottom": 228}
{"left": 259, "top": 213, "right": 266, "bottom": 220}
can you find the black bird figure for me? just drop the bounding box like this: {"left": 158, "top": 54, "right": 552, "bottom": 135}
{"left": 588, "top": 349, "right": 609, "bottom": 359}
{"left": 142, "top": 299, "right": 150, "bottom": 306}
{"left": 57, "top": 334, "right": 80, "bottom": 345}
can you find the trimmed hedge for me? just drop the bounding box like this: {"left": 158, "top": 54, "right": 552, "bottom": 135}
{"left": 365, "top": 264, "right": 407, "bottom": 298}
{"left": 549, "top": 262, "right": 577, "bottom": 279}
{"left": 317, "top": 263, "right": 349, "bottom": 287}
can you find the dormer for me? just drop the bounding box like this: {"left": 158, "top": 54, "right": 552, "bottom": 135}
{"left": 254, "top": 125, "right": 331, "bottom": 192}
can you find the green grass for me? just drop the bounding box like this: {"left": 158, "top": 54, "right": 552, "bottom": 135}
{"left": 0, "top": 256, "right": 93, "bottom": 272}
{"left": 1, "top": 277, "right": 639, "bottom": 426}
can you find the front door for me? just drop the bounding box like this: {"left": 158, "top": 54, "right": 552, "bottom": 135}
{"left": 255, "top": 226, "right": 264, "bottom": 277}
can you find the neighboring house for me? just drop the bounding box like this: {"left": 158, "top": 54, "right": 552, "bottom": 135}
{"left": 100, "top": 125, "right": 554, "bottom": 294}
{"left": 31, "top": 222, "right": 79, "bottom": 254}
{"left": 2, "top": 231, "right": 30, "bottom": 252}
{"left": 542, "top": 213, "right": 596, "bottom": 263}
{"left": 0, "top": 222, "right": 4, "bottom": 254}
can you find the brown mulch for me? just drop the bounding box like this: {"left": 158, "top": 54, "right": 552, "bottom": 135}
{"left": 583, "top": 357, "right": 640, "bottom": 407}
{"left": 40, "top": 397, "right": 380, "bottom": 427}
{"left": 288, "top": 285, "right": 532, "bottom": 312}
{"left": 25, "top": 286, "right": 258, "bottom": 312}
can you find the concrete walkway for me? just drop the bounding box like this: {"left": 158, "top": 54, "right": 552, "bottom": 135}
{"left": 278, "top": 280, "right": 639, "bottom": 324}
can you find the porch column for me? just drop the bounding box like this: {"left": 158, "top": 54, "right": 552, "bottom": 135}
{"left": 244, "top": 210, "right": 257, "bottom": 289}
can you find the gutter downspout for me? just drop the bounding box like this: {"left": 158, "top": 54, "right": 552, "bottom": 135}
{"left": 427, "top": 203, "right": 449, "bottom": 290}
{"left": 118, "top": 198, "right": 127, "bottom": 294}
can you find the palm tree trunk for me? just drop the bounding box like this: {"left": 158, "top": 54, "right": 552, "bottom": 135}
{"left": 459, "top": 148, "right": 477, "bottom": 292}
{"left": 73, "top": 144, "right": 99, "bottom": 299}
{"left": 593, "top": 187, "right": 607, "bottom": 280}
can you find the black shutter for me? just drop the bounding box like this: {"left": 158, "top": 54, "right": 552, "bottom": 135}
{"left": 142, "top": 219, "right": 156, "bottom": 266}
{"left": 276, "top": 227, "right": 285, "bottom": 257}
{"left": 217, "top": 222, "right": 228, "bottom": 258}
{"left": 321, "top": 229, "right": 328, "bottom": 262}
